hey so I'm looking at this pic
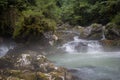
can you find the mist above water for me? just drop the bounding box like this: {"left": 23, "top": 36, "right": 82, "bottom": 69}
{"left": 49, "top": 36, "right": 120, "bottom": 68}
{"left": 48, "top": 36, "right": 120, "bottom": 80}
{"left": 61, "top": 36, "right": 103, "bottom": 53}
{"left": 0, "top": 36, "right": 120, "bottom": 80}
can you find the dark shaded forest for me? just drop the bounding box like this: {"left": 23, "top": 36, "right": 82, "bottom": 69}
{"left": 0, "top": 0, "right": 120, "bottom": 41}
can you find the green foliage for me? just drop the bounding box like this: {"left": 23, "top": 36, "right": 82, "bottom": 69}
{"left": 33, "top": 0, "right": 58, "bottom": 20}
{"left": 27, "top": 0, "right": 36, "bottom": 5}
{"left": 0, "top": 0, "right": 7, "bottom": 10}
{"left": 12, "top": 0, "right": 57, "bottom": 40}
{"left": 106, "top": 23, "right": 120, "bottom": 30}
{"left": 0, "top": 0, "right": 57, "bottom": 40}
{"left": 56, "top": 0, "right": 92, "bottom": 25}
{"left": 0, "top": 0, "right": 29, "bottom": 37}
{"left": 13, "top": 15, "right": 56, "bottom": 40}
{"left": 0, "top": 0, "right": 120, "bottom": 40}
{"left": 112, "top": 13, "right": 120, "bottom": 25}
{"left": 0, "top": 0, "right": 29, "bottom": 11}
{"left": 57, "top": 0, "right": 120, "bottom": 25}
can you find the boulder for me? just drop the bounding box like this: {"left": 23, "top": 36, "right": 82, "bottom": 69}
{"left": 0, "top": 50, "right": 74, "bottom": 80}
{"left": 82, "top": 23, "right": 103, "bottom": 40}
{"left": 105, "top": 23, "right": 120, "bottom": 40}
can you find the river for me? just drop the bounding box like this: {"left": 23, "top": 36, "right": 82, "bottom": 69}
{"left": 0, "top": 37, "right": 120, "bottom": 80}
{"left": 47, "top": 36, "right": 120, "bottom": 80}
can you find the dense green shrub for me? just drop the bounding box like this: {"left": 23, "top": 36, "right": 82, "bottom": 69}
{"left": 56, "top": 0, "right": 120, "bottom": 26}
{"left": 0, "top": 0, "right": 7, "bottom": 11}
{"left": 0, "top": 0, "right": 57, "bottom": 40}
{"left": 112, "top": 13, "right": 120, "bottom": 25}
{"left": 0, "top": 0, "right": 120, "bottom": 40}
{"left": 13, "top": 15, "right": 56, "bottom": 41}
{"left": 0, "top": 0, "right": 29, "bottom": 37}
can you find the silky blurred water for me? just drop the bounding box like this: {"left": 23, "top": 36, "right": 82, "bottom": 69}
{"left": 48, "top": 36, "right": 120, "bottom": 80}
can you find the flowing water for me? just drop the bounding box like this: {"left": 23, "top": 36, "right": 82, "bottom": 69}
{"left": 0, "top": 37, "right": 120, "bottom": 80}
{"left": 101, "top": 26, "right": 106, "bottom": 40}
{"left": 48, "top": 36, "right": 120, "bottom": 80}
{"left": 0, "top": 40, "right": 16, "bottom": 57}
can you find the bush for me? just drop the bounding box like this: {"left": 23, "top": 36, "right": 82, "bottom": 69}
{"left": 112, "top": 13, "right": 120, "bottom": 25}
{"left": 13, "top": 15, "right": 56, "bottom": 41}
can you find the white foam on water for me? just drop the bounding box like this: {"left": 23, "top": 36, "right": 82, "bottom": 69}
{"left": 61, "top": 36, "right": 103, "bottom": 54}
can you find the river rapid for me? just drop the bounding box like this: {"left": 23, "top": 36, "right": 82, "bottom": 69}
{"left": 47, "top": 36, "right": 120, "bottom": 80}
{"left": 0, "top": 37, "right": 120, "bottom": 80}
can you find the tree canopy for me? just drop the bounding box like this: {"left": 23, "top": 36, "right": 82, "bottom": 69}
{"left": 0, "top": 0, "right": 120, "bottom": 40}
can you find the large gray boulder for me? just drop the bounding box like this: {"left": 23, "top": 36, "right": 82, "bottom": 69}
{"left": 79, "top": 23, "right": 103, "bottom": 40}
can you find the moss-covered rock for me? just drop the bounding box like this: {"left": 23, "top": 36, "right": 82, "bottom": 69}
{"left": 105, "top": 23, "right": 120, "bottom": 40}
{"left": 13, "top": 15, "right": 56, "bottom": 42}
{"left": 0, "top": 51, "right": 74, "bottom": 80}
{"left": 7, "top": 76, "right": 21, "bottom": 80}
{"left": 79, "top": 23, "right": 103, "bottom": 40}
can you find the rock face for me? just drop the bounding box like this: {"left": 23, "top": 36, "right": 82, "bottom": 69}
{"left": 0, "top": 50, "right": 73, "bottom": 80}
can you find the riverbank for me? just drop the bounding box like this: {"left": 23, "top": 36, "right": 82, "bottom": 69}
{"left": 0, "top": 49, "right": 75, "bottom": 80}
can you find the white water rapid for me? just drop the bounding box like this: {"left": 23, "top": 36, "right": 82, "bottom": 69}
{"left": 48, "top": 36, "right": 120, "bottom": 80}
{"left": 61, "top": 36, "right": 103, "bottom": 53}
